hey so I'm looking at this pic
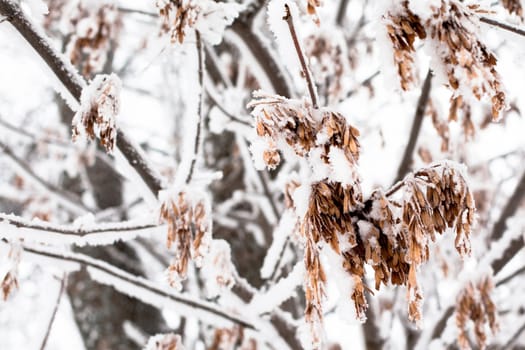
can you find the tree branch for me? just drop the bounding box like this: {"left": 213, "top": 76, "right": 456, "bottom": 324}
{"left": 394, "top": 69, "right": 433, "bottom": 184}
{"left": 490, "top": 170, "right": 525, "bottom": 274}
{"left": 283, "top": 4, "right": 319, "bottom": 109}
{"left": 480, "top": 16, "right": 525, "bottom": 37}
{"left": 19, "top": 243, "right": 258, "bottom": 331}
{"left": 0, "top": 212, "right": 161, "bottom": 246}
{"left": 0, "top": 0, "right": 163, "bottom": 196}
{"left": 0, "top": 141, "right": 91, "bottom": 215}
{"left": 186, "top": 31, "right": 205, "bottom": 184}
{"left": 336, "top": 0, "right": 350, "bottom": 26}
{"left": 39, "top": 274, "right": 66, "bottom": 350}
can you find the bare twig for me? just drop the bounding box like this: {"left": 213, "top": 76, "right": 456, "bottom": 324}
{"left": 394, "top": 69, "right": 433, "bottom": 184}
{"left": 490, "top": 171, "right": 525, "bottom": 274}
{"left": 480, "top": 16, "right": 525, "bottom": 37}
{"left": 336, "top": 0, "right": 350, "bottom": 26}
{"left": 39, "top": 274, "right": 66, "bottom": 350}
{"left": 186, "top": 31, "right": 205, "bottom": 184}
{"left": 496, "top": 264, "right": 525, "bottom": 287}
{"left": 0, "top": 0, "right": 163, "bottom": 196}
{"left": 501, "top": 321, "right": 525, "bottom": 349}
{"left": 230, "top": 20, "right": 292, "bottom": 97}
{"left": 0, "top": 141, "right": 91, "bottom": 215}
{"left": 283, "top": 4, "right": 319, "bottom": 109}
{"left": 0, "top": 212, "right": 161, "bottom": 246}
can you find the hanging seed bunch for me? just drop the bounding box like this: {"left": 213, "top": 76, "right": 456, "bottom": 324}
{"left": 1, "top": 242, "right": 21, "bottom": 300}
{"left": 384, "top": 1, "right": 427, "bottom": 91}
{"left": 156, "top": 0, "right": 199, "bottom": 44}
{"left": 304, "top": 31, "right": 347, "bottom": 104}
{"left": 248, "top": 91, "right": 360, "bottom": 176}
{"left": 455, "top": 276, "right": 499, "bottom": 350}
{"left": 249, "top": 89, "right": 475, "bottom": 340}
{"left": 159, "top": 191, "right": 212, "bottom": 290}
{"left": 501, "top": 0, "right": 523, "bottom": 18}
{"left": 72, "top": 73, "right": 121, "bottom": 153}
{"left": 67, "top": 3, "right": 121, "bottom": 77}
{"left": 386, "top": 1, "right": 506, "bottom": 120}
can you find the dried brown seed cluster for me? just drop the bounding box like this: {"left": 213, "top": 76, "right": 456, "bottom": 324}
{"left": 210, "top": 326, "right": 256, "bottom": 350}
{"left": 304, "top": 32, "right": 346, "bottom": 103}
{"left": 456, "top": 276, "right": 499, "bottom": 350}
{"left": 156, "top": 0, "right": 199, "bottom": 44}
{"left": 72, "top": 74, "right": 120, "bottom": 153}
{"left": 303, "top": 226, "right": 327, "bottom": 347}
{"left": 401, "top": 164, "right": 474, "bottom": 320}
{"left": 501, "top": 0, "right": 523, "bottom": 18}
{"left": 288, "top": 163, "right": 474, "bottom": 323}
{"left": 386, "top": 1, "right": 506, "bottom": 120}
{"left": 160, "top": 191, "right": 211, "bottom": 289}
{"left": 145, "top": 333, "right": 185, "bottom": 350}
{"left": 427, "top": 99, "right": 450, "bottom": 152}
{"left": 384, "top": 2, "right": 427, "bottom": 90}
{"left": 1, "top": 243, "right": 21, "bottom": 300}
{"left": 67, "top": 4, "right": 121, "bottom": 77}
{"left": 249, "top": 92, "right": 360, "bottom": 170}
{"left": 429, "top": 1, "right": 506, "bottom": 120}
{"left": 305, "top": 0, "right": 322, "bottom": 24}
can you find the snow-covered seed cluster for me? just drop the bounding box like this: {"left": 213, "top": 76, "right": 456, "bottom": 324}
{"left": 386, "top": 1, "right": 506, "bottom": 120}
{"left": 159, "top": 191, "right": 211, "bottom": 289}
{"left": 144, "top": 333, "right": 185, "bottom": 350}
{"left": 249, "top": 89, "right": 476, "bottom": 337}
{"left": 501, "top": 0, "right": 523, "bottom": 18}
{"left": 156, "top": 0, "right": 241, "bottom": 45}
{"left": 455, "top": 276, "right": 499, "bottom": 350}
{"left": 67, "top": 3, "right": 121, "bottom": 77}
{"left": 156, "top": 0, "right": 199, "bottom": 44}
{"left": 249, "top": 91, "right": 360, "bottom": 171}
{"left": 400, "top": 164, "right": 474, "bottom": 321}
{"left": 72, "top": 73, "right": 121, "bottom": 153}
{"left": 384, "top": 2, "right": 427, "bottom": 91}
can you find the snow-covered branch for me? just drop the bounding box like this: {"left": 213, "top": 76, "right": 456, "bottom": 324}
{"left": 0, "top": 213, "right": 162, "bottom": 246}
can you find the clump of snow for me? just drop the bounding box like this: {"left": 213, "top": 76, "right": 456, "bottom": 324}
{"left": 21, "top": 0, "right": 48, "bottom": 21}
{"left": 291, "top": 182, "right": 312, "bottom": 219}
{"left": 195, "top": 1, "right": 243, "bottom": 46}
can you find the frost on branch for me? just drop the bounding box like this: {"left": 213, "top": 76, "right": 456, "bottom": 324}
{"left": 1, "top": 242, "right": 21, "bottom": 300}
{"left": 455, "top": 276, "right": 499, "bottom": 350}
{"left": 72, "top": 73, "right": 121, "bottom": 153}
{"left": 159, "top": 189, "right": 212, "bottom": 290}
{"left": 385, "top": 0, "right": 506, "bottom": 120}
{"left": 156, "top": 0, "right": 242, "bottom": 45}
{"left": 144, "top": 333, "right": 185, "bottom": 350}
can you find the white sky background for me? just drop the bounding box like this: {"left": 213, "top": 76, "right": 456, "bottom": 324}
{"left": 0, "top": 0, "right": 525, "bottom": 349}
